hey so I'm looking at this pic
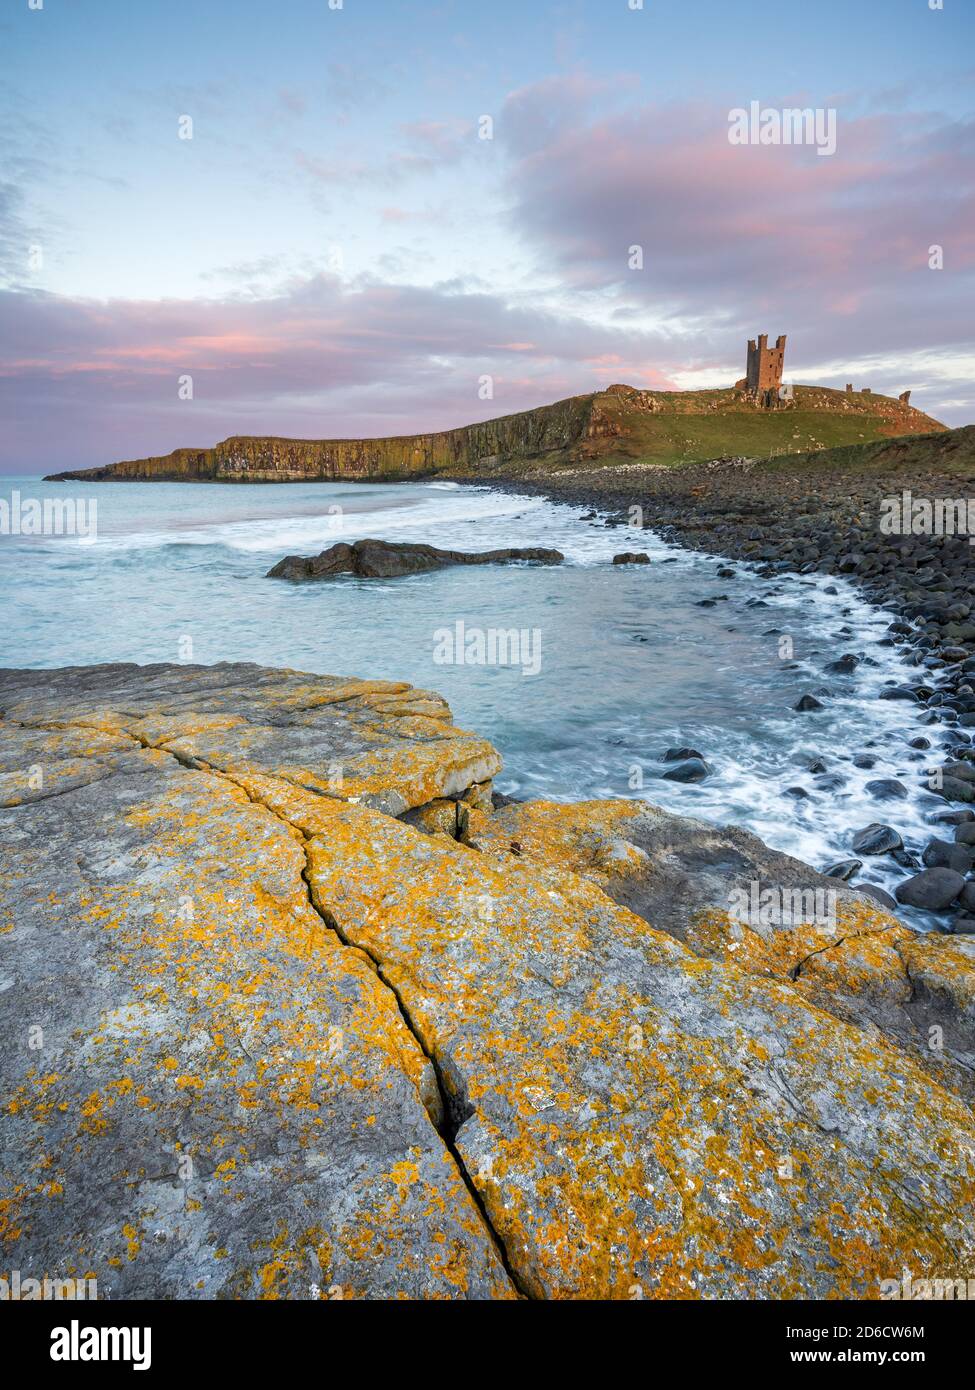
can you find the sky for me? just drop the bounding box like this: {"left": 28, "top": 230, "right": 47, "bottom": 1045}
{"left": 1, "top": 0, "right": 973, "bottom": 473}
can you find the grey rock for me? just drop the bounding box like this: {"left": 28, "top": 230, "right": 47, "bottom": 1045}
{"left": 661, "top": 757, "right": 711, "bottom": 783}
{"left": 851, "top": 823, "right": 903, "bottom": 855}
{"left": 895, "top": 868, "right": 966, "bottom": 911}
{"left": 267, "top": 538, "right": 564, "bottom": 581}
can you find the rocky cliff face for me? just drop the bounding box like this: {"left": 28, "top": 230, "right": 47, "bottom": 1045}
{"left": 2, "top": 663, "right": 973, "bottom": 1299}
{"left": 45, "top": 385, "right": 946, "bottom": 484}
{"left": 46, "top": 393, "right": 596, "bottom": 484}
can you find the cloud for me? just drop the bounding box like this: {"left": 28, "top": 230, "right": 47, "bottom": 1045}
{"left": 499, "top": 78, "right": 975, "bottom": 380}
{"left": 0, "top": 273, "right": 677, "bottom": 472}
{"left": 4, "top": 73, "right": 973, "bottom": 473}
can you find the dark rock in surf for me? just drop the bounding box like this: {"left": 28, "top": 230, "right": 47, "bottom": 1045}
{"left": 922, "top": 839, "right": 975, "bottom": 874}
{"left": 267, "top": 538, "right": 564, "bottom": 581}
{"left": 851, "top": 823, "right": 903, "bottom": 855}
{"left": 823, "top": 859, "right": 862, "bottom": 881}
{"left": 661, "top": 758, "right": 711, "bottom": 783}
{"left": 895, "top": 868, "right": 966, "bottom": 912}
{"left": 865, "top": 778, "right": 908, "bottom": 800}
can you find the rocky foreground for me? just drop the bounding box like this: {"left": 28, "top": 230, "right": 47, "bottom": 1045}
{"left": 1, "top": 663, "right": 974, "bottom": 1299}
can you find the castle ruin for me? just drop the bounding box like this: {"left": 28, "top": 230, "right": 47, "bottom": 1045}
{"left": 734, "top": 334, "right": 788, "bottom": 407}
{"left": 746, "top": 333, "right": 787, "bottom": 394}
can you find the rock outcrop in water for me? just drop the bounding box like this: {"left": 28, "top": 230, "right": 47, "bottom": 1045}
{"left": 44, "top": 384, "right": 946, "bottom": 484}
{"left": 2, "top": 662, "right": 973, "bottom": 1299}
{"left": 266, "top": 538, "right": 564, "bottom": 581}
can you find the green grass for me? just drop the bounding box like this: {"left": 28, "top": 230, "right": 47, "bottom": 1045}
{"left": 575, "top": 385, "right": 947, "bottom": 472}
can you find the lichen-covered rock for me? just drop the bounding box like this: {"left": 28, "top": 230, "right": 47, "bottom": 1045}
{"left": 0, "top": 663, "right": 501, "bottom": 818}
{"left": 0, "top": 708, "right": 513, "bottom": 1298}
{"left": 466, "top": 799, "right": 975, "bottom": 1102}
{"left": 2, "top": 665, "right": 975, "bottom": 1301}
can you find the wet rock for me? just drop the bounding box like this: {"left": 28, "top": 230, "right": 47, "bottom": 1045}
{"left": 922, "top": 839, "right": 975, "bottom": 874}
{"left": 662, "top": 746, "right": 704, "bottom": 762}
{"left": 895, "top": 868, "right": 966, "bottom": 911}
{"left": 612, "top": 552, "right": 651, "bottom": 565}
{"left": 814, "top": 774, "right": 847, "bottom": 791}
{"left": 794, "top": 694, "right": 824, "bottom": 712}
{"left": 661, "top": 757, "right": 711, "bottom": 783}
{"left": 937, "top": 775, "right": 975, "bottom": 803}
{"left": 826, "top": 654, "right": 859, "bottom": 674}
{"left": 823, "top": 859, "right": 862, "bottom": 881}
{"left": 851, "top": 823, "right": 904, "bottom": 855}
{"left": 267, "top": 538, "right": 564, "bottom": 581}
{"left": 865, "top": 778, "right": 908, "bottom": 800}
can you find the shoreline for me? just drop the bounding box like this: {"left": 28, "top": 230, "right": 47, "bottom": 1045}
{"left": 2, "top": 658, "right": 974, "bottom": 1297}
{"left": 457, "top": 456, "right": 975, "bottom": 932}
{"left": 8, "top": 456, "right": 975, "bottom": 930}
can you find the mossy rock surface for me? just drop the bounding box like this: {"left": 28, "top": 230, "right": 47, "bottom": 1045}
{"left": 2, "top": 663, "right": 974, "bottom": 1298}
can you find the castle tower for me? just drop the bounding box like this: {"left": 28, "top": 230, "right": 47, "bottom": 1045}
{"left": 746, "top": 333, "right": 787, "bottom": 395}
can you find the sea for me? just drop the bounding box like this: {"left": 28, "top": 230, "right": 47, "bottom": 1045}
{"left": 0, "top": 474, "right": 950, "bottom": 908}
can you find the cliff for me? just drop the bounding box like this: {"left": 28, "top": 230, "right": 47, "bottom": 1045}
{"left": 45, "top": 384, "right": 947, "bottom": 483}
{"left": 2, "top": 661, "right": 973, "bottom": 1299}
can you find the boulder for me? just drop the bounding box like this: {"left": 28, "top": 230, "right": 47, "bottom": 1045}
{"left": 267, "top": 538, "right": 564, "bottom": 581}
{"left": 865, "top": 778, "right": 909, "bottom": 800}
{"left": 851, "top": 823, "right": 903, "bottom": 855}
{"left": 895, "top": 868, "right": 966, "bottom": 912}
{"left": 661, "top": 757, "right": 711, "bottom": 783}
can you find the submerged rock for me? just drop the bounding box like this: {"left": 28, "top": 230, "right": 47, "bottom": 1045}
{"left": 823, "top": 858, "right": 862, "bottom": 881}
{"left": 865, "top": 778, "right": 909, "bottom": 800}
{"left": 267, "top": 538, "right": 564, "bottom": 581}
{"left": 2, "top": 662, "right": 974, "bottom": 1300}
{"left": 851, "top": 823, "right": 904, "bottom": 855}
{"left": 661, "top": 757, "right": 711, "bottom": 783}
